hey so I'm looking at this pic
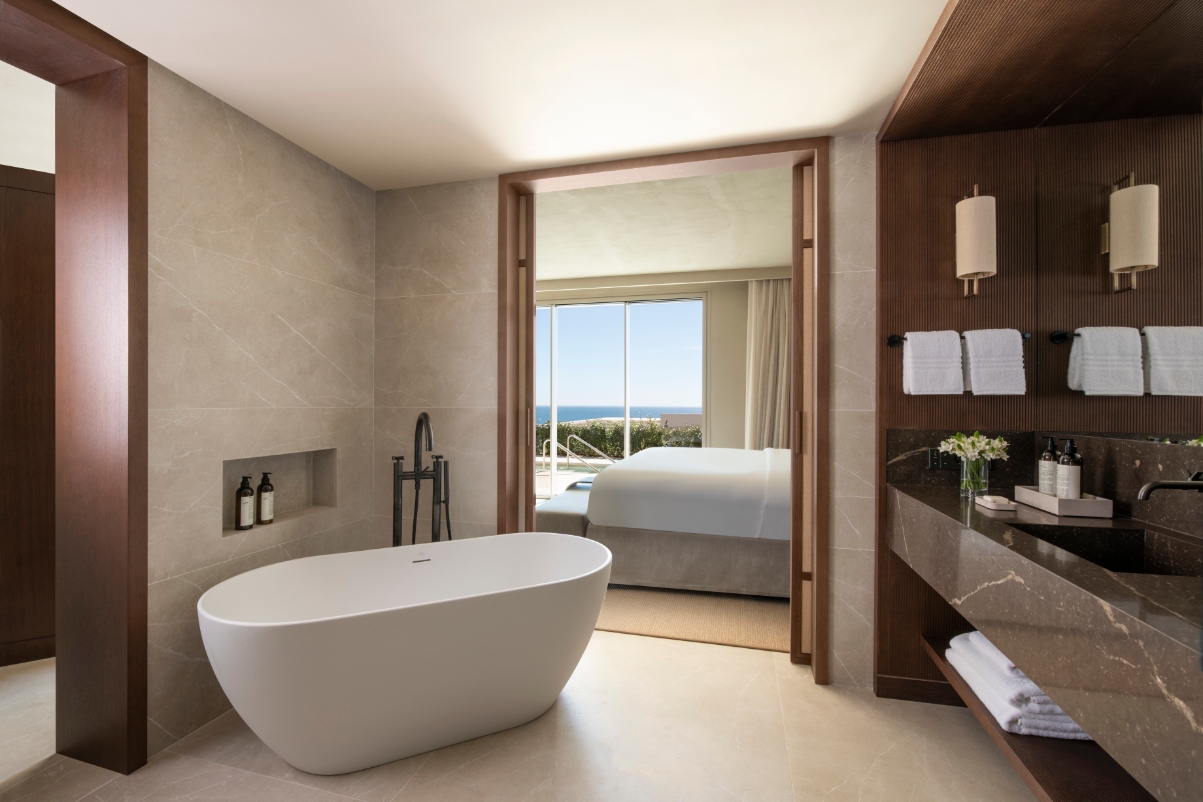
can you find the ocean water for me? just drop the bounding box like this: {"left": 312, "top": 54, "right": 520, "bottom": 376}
{"left": 536, "top": 406, "right": 701, "bottom": 424}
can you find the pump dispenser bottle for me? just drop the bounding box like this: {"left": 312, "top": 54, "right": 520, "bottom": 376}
{"left": 1056, "top": 439, "right": 1084, "bottom": 500}
{"left": 257, "top": 472, "right": 274, "bottom": 524}
{"left": 1038, "top": 436, "right": 1060, "bottom": 495}
{"left": 235, "top": 476, "right": 256, "bottom": 530}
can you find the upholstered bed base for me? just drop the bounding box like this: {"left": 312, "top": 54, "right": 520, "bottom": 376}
{"left": 585, "top": 524, "right": 790, "bottom": 597}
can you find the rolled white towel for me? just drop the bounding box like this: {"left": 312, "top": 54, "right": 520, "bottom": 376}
{"left": 950, "top": 633, "right": 1063, "bottom": 715}
{"left": 946, "top": 649, "right": 1091, "bottom": 741}
{"left": 1143, "top": 326, "right": 1203, "bottom": 396}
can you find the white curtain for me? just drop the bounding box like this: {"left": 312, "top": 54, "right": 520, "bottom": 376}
{"left": 744, "top": 279, "right": 791, "bottom": 450}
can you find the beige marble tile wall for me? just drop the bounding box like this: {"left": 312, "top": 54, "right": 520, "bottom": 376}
{"left": 827, "top": 134, "right": 877, "bottom": 686}
{"left": 373, "top": 179, "right": 499, "bottom": 544}
{"left": 146, "top": 62, "right": 377, "bottom": 755}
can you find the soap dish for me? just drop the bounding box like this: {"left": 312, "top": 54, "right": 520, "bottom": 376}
{"left": 975, "top": 495, "right": 1017, "bottom": 511}
{"left": 1014, "top": 486, "right": 1113, "bottom": 518}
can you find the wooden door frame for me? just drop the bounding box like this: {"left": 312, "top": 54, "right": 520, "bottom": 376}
{"left": 0, "top": 0, "right": 149, "bottom": 774}
{"left": 496, "top": 138, "right": 830, "bottom": 680}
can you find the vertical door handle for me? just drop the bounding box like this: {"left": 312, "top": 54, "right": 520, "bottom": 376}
{"left": 794, "top": 410, "right": 802, "bottom": 455}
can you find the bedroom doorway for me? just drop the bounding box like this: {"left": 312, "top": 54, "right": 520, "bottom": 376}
{"left": 497, "top": 139, "right": 829, "bottom": 679}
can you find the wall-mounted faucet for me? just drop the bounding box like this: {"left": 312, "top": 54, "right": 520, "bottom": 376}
{"left": 1136, "top": 471, "right": 1203, "bottom": 500}
{"left": 392, "top": 412, "right": 452, "bottom": 546}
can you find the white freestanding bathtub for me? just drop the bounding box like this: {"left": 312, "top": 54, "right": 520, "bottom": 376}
{"left": 198, "top": 532, "right": 611, "bottom": 775}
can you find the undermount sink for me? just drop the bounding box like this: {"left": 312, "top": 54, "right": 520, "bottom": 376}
{"left": 1005, "top": 523, "right": 1202, "bottom": 577}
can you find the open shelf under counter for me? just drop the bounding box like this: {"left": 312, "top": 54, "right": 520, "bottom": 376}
{"left": 920, "top": 636, "right": 1155, "bottom": 802}
{"left": 222, "top": 504, "right": 336, "bottom": 536}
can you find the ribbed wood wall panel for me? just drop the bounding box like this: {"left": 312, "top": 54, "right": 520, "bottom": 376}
{"left": 878, "top": 129, "right": 1039, "bottom": 432}
{"left": 881, "top": 0, "right": 1178, "bottom": 141}
{"left": 1037, "top": 115, "right": 1203, "bottom": 432}
{"left": 875, "top": 113, "right": 1202, "bottom": 699}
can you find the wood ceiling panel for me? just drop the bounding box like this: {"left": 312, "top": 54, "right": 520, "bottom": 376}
{"left": 880, "top": 0, "right": 1179, "bottom": 142}
{"left": 1043, "top": 0, "right": 1203, "bottom": 126}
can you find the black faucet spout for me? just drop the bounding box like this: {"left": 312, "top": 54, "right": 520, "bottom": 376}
{"left": 414, "top": 412, "right": 434, "bottom": 475}
{"left": 1137, "top": 472, "right": 1203, "bottom": 500}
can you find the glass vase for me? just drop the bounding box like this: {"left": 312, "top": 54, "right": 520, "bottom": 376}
{"left": 960, "top": 458, "right": 989, "bottom": 498}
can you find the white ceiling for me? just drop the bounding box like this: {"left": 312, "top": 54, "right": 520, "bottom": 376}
{"left": 54, "top": 0, "right": 944, "bottom": 190}
{"left": 537, "top": 168, "right": 791, "bottom": 280}
{"left": 0, "top": 60, "right": 54, "bottom": 174}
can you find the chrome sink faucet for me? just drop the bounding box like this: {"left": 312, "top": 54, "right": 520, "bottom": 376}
{"left": 1137, "top": 471, "right": 1203, "bottom": 499}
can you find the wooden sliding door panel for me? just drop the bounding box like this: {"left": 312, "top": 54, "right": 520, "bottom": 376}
{"left": 0, "top": 179, "right": 56, "bottom": 663}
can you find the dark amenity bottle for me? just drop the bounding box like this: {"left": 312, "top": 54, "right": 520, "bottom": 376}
{"left": 235, "top": 476, "right": 255, "bottom": 531}
{"left": 257, "top": 472, "right": 275, "bottom": 524}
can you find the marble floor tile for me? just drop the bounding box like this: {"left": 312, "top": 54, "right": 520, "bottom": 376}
{"left": 0, "top": 659, "right": 56, "bottom": 784}
{"left": 0, "top": 632, "right": 1039, "bottom": 802}
{"left": 81, "top": 751, "right": 349, "bottom": 802}
{"left": 0, "top": 755, "right": 116, "bottom": 802}
{"left": 775, "top": 658, "right": 1035, "bottom": 801}
{"left": 168, "top": 711, "right": 426, "bottom": 801}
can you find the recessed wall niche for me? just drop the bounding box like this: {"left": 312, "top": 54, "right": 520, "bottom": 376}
{"left": 221, "top": 448, "right": 337, "bottom": 532}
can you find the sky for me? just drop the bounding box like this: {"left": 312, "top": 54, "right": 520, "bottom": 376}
{"left": 536, "top": 299, "right": 703, "bottom": 407}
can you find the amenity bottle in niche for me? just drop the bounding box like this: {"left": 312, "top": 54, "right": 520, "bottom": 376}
{"left": 235, "top": 476, "right": 256, "bottom": 531}
{"left": 1038, "top": 436, "right": 1060, "bottom": 495}
{"left": 1056, "top": 439, "right": 1083, "bottom": 500}
{"left": 257, "top": 472, "right": 274, "bottom": 524}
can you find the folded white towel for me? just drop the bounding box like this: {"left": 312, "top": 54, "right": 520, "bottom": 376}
{"left": 950, "top": 633, "right": 1063, "bottom": 715}
{"left": 903, "top": 331, "right": 964, "bottom": 395}
{"left": 963, "top": 329, "right": 1026, "bottom": 395}
{"left": 967, "top": 631, "right": 1023, "bottom": 677}
{"left": 1143, "top": 326, "right": 1203, "bottom": 396}
{"left": 947, "top": 649, "right": 1091, "bottom": 741}
{"left": 1067, "top": 327, "right": 1143, "bottom": 395}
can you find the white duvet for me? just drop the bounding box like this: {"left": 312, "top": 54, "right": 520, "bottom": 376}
{"left": 586, "top": 447, "right": 791, "bottom": 540}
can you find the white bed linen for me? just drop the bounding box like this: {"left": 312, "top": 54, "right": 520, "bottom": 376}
{"left": 586, "top": 447, "right": 791, "bottom": 540}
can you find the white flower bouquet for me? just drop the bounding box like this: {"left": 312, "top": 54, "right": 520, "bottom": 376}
{"left": 939, "top": 432, "right": 1008, "bottom": 497}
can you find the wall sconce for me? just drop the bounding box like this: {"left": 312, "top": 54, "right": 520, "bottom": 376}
{"left": 1102, "top": 173, "right": 1158, "bottom": 293}
{"left": 956, "top": 184, "right": 996, "bottom": 298}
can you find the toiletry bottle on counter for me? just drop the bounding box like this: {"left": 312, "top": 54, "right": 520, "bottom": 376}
{"left": 1038, "top": 436, "right": 1060, "bottom": 495}
{"left": 1056, "top": 439, "right": 1083, "bottom": 500}
{"left": 235, "top": 476, "right": 255, "bottom": 530}
{"left": 257, "top": 472, "right": 274, "bottom": 524}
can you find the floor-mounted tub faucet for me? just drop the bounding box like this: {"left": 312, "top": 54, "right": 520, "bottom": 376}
{"left": 392, "top": 412, "right": 453, "bottom": 546}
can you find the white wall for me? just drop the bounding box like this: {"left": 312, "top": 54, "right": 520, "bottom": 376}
{"left": 0, "top": 60, "right": 54, "bottom": 173}
{"left": 706, "top": 281, "right": 749, "bottom": 449}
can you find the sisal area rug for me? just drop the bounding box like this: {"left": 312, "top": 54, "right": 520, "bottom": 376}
{"left": 595, "top": 585, "right": 790, "bottom": 653}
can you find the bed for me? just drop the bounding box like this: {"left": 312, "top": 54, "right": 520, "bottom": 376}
{"left": 583, "top": 446, "right": 791, "bottom": 597}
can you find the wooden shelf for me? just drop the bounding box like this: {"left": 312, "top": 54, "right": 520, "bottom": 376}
{"left": 921, "top": 636, "right": 1156, "bottom": 802}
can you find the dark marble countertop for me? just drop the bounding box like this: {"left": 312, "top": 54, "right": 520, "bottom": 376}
{"left": 886, "top": 484, "right": 1203, "bottom": 802}
{"left": 891, "top": 485, "right": 1202, "bottom": 648}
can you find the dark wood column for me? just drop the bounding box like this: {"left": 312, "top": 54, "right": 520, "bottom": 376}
{"left": 0, "top": 0, "right": 148, "bottom": 775}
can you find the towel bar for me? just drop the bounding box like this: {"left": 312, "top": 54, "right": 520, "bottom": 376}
{"left": 1049, "top": 330, "right": 1146, "bottom": 344}
{"left": 887, "top": 332, "right": 1031, "bottom": 348}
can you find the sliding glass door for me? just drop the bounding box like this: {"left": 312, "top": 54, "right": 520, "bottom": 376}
{"left": 535, "top": 298, "right": 703, "bottom": 499}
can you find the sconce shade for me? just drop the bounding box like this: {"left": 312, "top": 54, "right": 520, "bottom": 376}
{"left": 1109, "top": 184, "right": 1158, "bottom": 274}
{"left": 955, "top": 195, "right": 997, "bottom": 280}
